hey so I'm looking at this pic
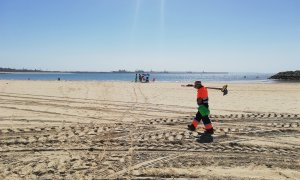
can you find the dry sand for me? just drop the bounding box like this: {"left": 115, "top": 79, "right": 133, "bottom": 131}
{"left": 0, "top": 80, "right": 299, "bottom": 179}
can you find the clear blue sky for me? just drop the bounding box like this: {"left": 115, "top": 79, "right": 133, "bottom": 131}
{"left": 0, "top": 0, "right": 299, "bottom": 72}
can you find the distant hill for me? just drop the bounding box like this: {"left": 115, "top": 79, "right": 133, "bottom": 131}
{"left": 269, "top": 70, "right": 300, "bottom": 80}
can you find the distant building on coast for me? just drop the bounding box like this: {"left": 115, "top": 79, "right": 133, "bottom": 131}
{"left": 112, "top": 69, "right": 131, "bottom": 73}
{"left": 135, "top": 70, "right": 145, "bottom": 73}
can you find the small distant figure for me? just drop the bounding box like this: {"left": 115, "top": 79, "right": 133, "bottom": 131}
{"left": 58, "top": 77, "right": 61, "bottom": 81}
{"left": 28, "top": 78, "right": 30, "bottom": 80}
{"left": 142, "top": 75, "right": 145, "bottom": 82}
{"left": 135, "top": 74, "right": 138, "bottom": 82}
{"left": 146, "top": 76, "right": 149, "bottom": 83}
{"left": 244, "top": 76, "right": 247, "bottom": 79}
{"left": 152, "top": 78, "right": 156, "bottom": 82}
{"left": 139, "top": 74, "right": 142, "bottom": 82}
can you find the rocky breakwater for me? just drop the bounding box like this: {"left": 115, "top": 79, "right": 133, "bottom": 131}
{"left": 269, "top": 70, "right": 300, "bottom": 80}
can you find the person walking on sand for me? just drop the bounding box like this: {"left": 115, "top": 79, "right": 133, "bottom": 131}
{"left": 135, "top": 74, "right": 138, "bottom": 82}
{"left": 188, "top": 81, "right": 214, "bottom": 135}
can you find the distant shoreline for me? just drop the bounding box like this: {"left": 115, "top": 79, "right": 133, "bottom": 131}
{"left": 0, "top": 71, "right": 274, "bottom": 82}
{"left": 0, "top": 67, "right": 230, "bottom": 74}
{"left": 0, "top": 71, "right": 229, "bottom": 74}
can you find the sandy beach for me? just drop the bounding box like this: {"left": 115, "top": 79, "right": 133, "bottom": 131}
{"left": 0, "top": 80, "right": 299, "bottom": 179}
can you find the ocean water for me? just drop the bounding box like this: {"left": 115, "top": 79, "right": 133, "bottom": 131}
{"left": 0, "top": 72, "right": 274, "bottom": 83}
